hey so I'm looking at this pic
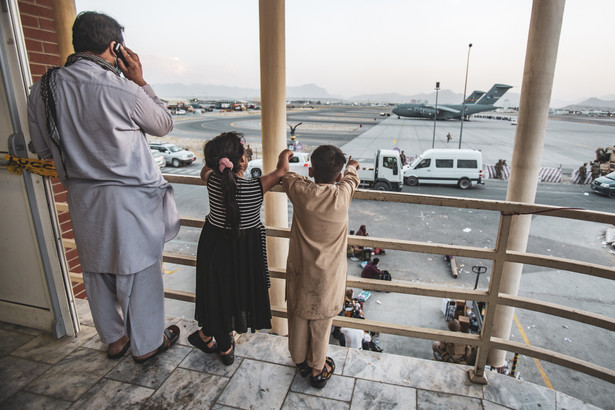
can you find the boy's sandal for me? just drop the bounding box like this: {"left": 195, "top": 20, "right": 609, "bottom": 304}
{"left": 188, "top": 330, "right": 217, "bottom": 354}
{"left": 133, "top": 325, "right": 180, "bottom": 364}
{"left": 310, "top": 357, "right": 335, "bottom": 389}
{"left": 296, "top": 360, "right": 311, "bottom": 377}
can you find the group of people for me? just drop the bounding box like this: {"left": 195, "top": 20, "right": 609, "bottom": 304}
{"left": 28, "top": 11, "right": 361, "bottom": 390}
{"left": 494, "top": 159, "right": 508, "bottom": 179}
{"left": 332, "top": 289, "right": 383, "bottom": 352}
{"left": 348, "top": 224, "right": 386, "bottom": 260}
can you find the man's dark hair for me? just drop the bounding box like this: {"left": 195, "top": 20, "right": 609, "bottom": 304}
{"left": 372, "top": 258, "right": 379, "bottom": 265}
{"left": 73, "top": 12, "right": 124, "bottom": 54}
{"left": 310, "top": 145, "right": 346, "bottom": 183}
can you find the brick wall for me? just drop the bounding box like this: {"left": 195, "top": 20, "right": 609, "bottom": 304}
{"left": 19, "top": 0, "right": 61, "bottom": 81}
{"left": 19, "top": 0, "right": 85, "bottom": 299}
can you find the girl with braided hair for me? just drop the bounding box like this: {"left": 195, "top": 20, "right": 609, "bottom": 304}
{"left": 189, "top": 131, "right": 292, "bottom": 365}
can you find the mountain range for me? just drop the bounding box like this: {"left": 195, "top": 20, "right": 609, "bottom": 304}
{"left": 151, "top": 82, "right": 613, "bottom": 110}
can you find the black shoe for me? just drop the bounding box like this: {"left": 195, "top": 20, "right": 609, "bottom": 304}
{"left": 296, "top": 360, "right": 311, "bottom": 377}
{"left": 310, "top": 357, "right": 335, "bottom": 388}
{"left": 219, "top": 339, "right": 235, "bottom": 366}
{"left": 107, "top": 339, "right": 130, "bottom": 359}
{"left": 188, "top": 330, "right": 217, "bottom": 354}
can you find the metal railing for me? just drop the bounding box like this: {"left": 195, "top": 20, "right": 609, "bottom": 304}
{"left": 63, "top": 173, "right": 615, "bottom": 385}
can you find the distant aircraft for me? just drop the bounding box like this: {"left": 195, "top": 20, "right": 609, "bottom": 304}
{"left": 392, "top": 84, "right": 512, "bottom": 120}
{"left": 464, "top": 90, "right": 486, "bottom": 104}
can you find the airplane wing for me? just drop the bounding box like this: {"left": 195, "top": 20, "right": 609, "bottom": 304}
{"left": 424, "top": 104, "right": 460, "bottom": 114}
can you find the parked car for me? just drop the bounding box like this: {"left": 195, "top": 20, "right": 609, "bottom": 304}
{"left": 151, "top": 149, "right": 166, "bottom": 168}
{"left": 590, "top": 171, "right": 615, "bottom": 198}
{"left": 245, "top": 151, "right": 311, "bottom": 179}
{"left": 149, "top": 142, "right": 196, "bottom": 167}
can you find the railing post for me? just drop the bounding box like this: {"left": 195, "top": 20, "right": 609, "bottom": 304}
{"left": 50, "top": 0, "right": 76, "bottom": 63}
{"left": 469, "top": 213, "right": 513, "bottom": 384}
{"left": 487, "top": 0, "right": 566, "bottom": 368}
{"left": 259, "top": 0, "right": 288, "bottom": 336}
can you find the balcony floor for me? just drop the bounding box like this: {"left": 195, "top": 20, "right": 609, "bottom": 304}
{"left": 0, "top": 300, "right": 598, "bottom": 409}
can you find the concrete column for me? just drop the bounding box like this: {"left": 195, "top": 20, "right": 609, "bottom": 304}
{"left": 51, "top": 0, "right": 76, "bottom": 63}
{"left": 487, "top": 0, "right": 565, "bottom": 367}
{"left": 259, "top": 0, "right": 288, "bottom": 335}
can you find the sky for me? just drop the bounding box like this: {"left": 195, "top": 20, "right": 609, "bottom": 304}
{"left": 75, "top": 0, "right": 615, "bottom": 104}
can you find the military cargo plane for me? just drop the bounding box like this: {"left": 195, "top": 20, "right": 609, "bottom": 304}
{"left": 392, "top": 84, "right": 512, "bottom": 120}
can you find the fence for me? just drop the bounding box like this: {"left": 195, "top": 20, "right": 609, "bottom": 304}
{"left": 63, "top": 173, "right": 615, "bottom": 385}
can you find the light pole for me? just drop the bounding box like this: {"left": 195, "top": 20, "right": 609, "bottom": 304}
{"left": 459, "top": 43, "right": 472, "bottom": 149}
{"left": 432, "top": 81, "right": 440, "bottom": 148}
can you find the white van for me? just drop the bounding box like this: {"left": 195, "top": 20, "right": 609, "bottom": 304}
{"left": 404, "top": 149, "right": 484, "bottom": 189}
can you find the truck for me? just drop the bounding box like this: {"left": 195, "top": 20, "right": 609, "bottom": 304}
{"left": 356, "top": 149, "right": 404, "bottom": 191}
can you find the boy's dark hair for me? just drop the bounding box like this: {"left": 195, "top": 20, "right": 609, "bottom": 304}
{"left": 203, "top": 132, "right": 245, "bottom": 239}
{"left": 372, "top": 258, "right": 379, "bottom": 265}
{"left": 73, "top": 12, "right": 124, "bottom": 54}
{"left": 310, "top": 145, "right": 346, "bottom": 183}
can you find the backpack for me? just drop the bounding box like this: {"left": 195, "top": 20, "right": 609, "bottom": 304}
{"left": 381, "top": 270, "right": 392, "bottom": 281}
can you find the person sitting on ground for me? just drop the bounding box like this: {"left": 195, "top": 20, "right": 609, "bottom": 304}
{"left": 361, "top": 258, "right": 382, "bottom": 279}
{"left": 339, "top": 327, "right": 365, "bottom": 349}
{"left": 344, "top": 289, "right": 364, "bottom": 318}
{"left": 355, "top": 224, "right": 385, "bottom": 255}
{"left": 432, "top": 319, "right": 474, "bottom": 364}
{"left": 356, "top": 224, "right": 368, "bottom": 237}
{"left": 347, "top": 230, "right": 361, "bottom": 257}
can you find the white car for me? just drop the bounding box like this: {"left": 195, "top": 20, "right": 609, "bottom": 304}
{"left": 151, "top": 149, "right": 166, "bottom": 168}
{"left": 246, "top": 151, "right": 311, "bottom": 179}
{"left": 149, "top": 142, "right": 196, "bottom": 167}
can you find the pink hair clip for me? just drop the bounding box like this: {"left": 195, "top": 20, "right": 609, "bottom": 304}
{"left": 219, "top": 157, "right": 234, "bottom": 172}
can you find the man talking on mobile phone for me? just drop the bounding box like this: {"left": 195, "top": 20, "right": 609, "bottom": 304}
{"left": 27, "top": 11, "right": 181, "bottom": 363}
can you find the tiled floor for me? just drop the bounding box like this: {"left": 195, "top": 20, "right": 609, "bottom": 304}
{"left": 0, "top": 300, "right": 600, "bottom": 409}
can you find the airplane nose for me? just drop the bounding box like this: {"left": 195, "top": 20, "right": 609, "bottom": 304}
{"left": 392, "top": 107, "right": 399, "bottom": 115}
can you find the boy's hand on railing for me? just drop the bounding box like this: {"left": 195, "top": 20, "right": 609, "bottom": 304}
{"left": 277, "top": 149, "right": 294, "bottom": 173}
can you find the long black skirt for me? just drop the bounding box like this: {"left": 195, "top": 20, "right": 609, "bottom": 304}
{"left": 194, "top": 221, "right": 272, "bottom": 335}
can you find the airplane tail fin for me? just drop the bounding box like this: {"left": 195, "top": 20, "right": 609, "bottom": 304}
{"left": 464, "top": 90, "right": 485, "bottom": 104}
{"left": 476, "top": 84, "right": 512, "bottom": 105}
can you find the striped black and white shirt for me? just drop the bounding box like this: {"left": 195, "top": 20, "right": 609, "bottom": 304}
{"left": 207, "top": 174, "right": 263, "bottom": 230}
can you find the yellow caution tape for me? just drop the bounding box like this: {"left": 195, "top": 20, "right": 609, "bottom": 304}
{"left": 4, "top": 154, "right": 58, "bottom": 177}
{"left": 162, "top": 262, "right": 179, "bottom": 274}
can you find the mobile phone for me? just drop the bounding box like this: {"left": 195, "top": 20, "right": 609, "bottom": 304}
{"left": 113, "top": 42, "right": 129, "bottom": 67}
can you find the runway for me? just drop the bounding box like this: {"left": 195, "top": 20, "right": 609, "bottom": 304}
{"left": 171, "top": 107, "right": 614, "bottom": 173}
{"left": 341, "top": 115, "right": 615, "bottom": 172}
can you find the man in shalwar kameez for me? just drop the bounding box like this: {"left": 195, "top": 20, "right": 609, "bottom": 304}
{"left": 27, "top": 12, "right": 181, "bottom": 362}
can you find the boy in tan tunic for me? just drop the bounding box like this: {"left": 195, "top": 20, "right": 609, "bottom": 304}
{"left": 282, "top": 145, "right": 360, "bottom": 388}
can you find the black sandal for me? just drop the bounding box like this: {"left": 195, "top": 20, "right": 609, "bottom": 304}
{"left": 133, "top": 325, "right": 180, "bottom": 364}
{"left": 218, "top": 337, "right": 235, "bottom": 366}
{"left": 188, "top": 330, "right": 217, "bottom": 354}
{"left": 310, "top": 357, "right": 335, "bottom": 388}
{"left": 296, "top": 360, "right": 311, "bottom": 377}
